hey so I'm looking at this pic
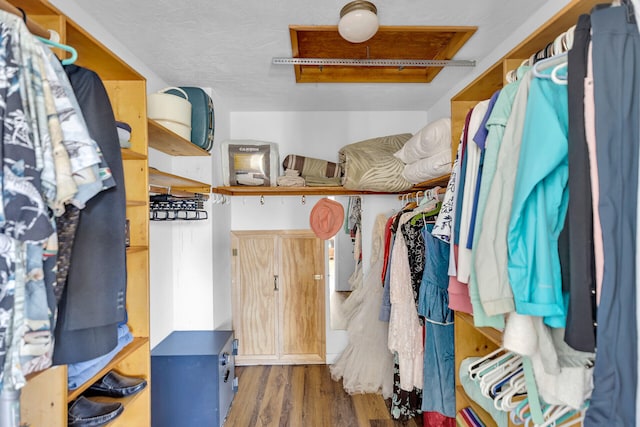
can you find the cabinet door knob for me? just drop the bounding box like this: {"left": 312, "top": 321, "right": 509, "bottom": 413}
{"left": 274, "top": 275, "right": 279, "bottom": 291}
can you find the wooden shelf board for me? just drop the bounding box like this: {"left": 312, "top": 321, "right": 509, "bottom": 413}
{"left": 213, "top": 175, "right": 451, "bottom": 197}
{"left": 121, "top": 148, "right": 147, "bottom": 160}
{"left": 149, "top": 167, "right": 211, "bottom": 194}
{"left": 148, "top": 119, "right": 210, "bottom": 156}
{"left": 410, "top": 174, "right": 451, "bottom": 190}
{"left": 127, "top": 200, "right": 147, "bottom": 207}
{"left": 456, "top": 311, "right": 503, "bottom": 347}
{"left": 88, "top": 386, "right": 148, "bottom": 409}
{"left": 212, "top": 185, "right": 398, "bottom": 196}
{"left": 68, "top": 337, "right": 148, "bottom": 402}
{"left": 127, "top": 245, "right": 148, "bottom": 254}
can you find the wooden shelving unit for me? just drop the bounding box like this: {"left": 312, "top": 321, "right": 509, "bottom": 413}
{"left": 148, "top": 118, "right": 210, "bottom": 156}
{"left": 15, "top": 1, "right": 151, "bottom": 426}
{"left": 451, "top": 1, "right": 600, "bottom": 426}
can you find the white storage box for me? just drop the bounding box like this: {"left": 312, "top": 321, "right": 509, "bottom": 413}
{"left": 221, "top": 140, "right": 279, "bottom": 187}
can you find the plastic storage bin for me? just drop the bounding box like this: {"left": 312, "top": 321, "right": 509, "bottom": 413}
{"left": 221, "top": 140, "right": 279, "bottom": 187}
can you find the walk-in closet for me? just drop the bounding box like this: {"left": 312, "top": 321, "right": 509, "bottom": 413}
{"left": 2, "top": 1, "right": 638, "bottom": 426}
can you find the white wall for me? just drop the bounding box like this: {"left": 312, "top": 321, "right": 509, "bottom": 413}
{"left": 228, "top": 111, "right": 428, "bottom": 361}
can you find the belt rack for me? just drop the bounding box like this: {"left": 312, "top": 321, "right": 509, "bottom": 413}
{"left": 149, "top": 194, "right": 208, "bottom": 221}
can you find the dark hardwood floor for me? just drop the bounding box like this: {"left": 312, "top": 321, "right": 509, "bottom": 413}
{"left": 224, "top": 365, "right": 423, "bottom": 427}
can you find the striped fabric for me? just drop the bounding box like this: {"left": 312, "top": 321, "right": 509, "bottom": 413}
{"left": 456, "top": 407, "right": 485, "bottom": 427}
{"left": 282, "top": 154, "right": 341, "bottom": 178}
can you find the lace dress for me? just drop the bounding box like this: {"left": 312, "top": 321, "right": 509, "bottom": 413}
{"left": 331, "top": 214, "right": 394, "bottom": 399}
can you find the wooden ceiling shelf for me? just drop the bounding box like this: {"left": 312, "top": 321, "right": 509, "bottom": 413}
{"left": 288, "top": 25, "right": 476, "bottom": 83}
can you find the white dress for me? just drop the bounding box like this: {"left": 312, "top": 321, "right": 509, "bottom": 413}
{"left": 330, "top": 214, "right": 394, "bottom": 399}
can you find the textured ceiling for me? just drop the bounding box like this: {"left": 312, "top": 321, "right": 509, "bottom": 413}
{"left": 73, "top": 0, "right": 549, "bottom": 112}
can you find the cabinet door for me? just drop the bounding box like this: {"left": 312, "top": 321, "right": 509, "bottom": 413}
{"left": 231, "top": 234, "right": 277, "bottom": 361}
{"left": 279, "top": 233, "right": 325, "bottom": 363}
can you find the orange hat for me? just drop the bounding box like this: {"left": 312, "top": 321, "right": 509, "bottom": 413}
{"left": 309, "top": 198, "right": 344, "bottom": 240}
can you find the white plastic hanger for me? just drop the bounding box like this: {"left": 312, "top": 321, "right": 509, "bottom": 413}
{"left": 468, "top": 347, "right": 509, "bottom": 379}
{"left": 531, "top": 52, "right": 568, "bottom": 80}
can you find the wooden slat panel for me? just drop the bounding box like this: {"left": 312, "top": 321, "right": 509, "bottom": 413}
{"left": 280, "top": 233, "right": 325, "bottom": 360}
{"left": 21, "top": 366, "right": 67, "bottom": 427}
{"left": 232, "top": 234, "right": 277, "bottom": 357}
{"left": 104, "top": 80, "right": 148, "bottom": 156}
{"left": 126, "top": 249, "right": 150, "bottom": 336}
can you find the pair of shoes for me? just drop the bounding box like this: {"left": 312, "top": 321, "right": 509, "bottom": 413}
{"left": 68, "top": 396, "right": 123, "bottom": 427}
{"left": 85, "top": 370, "right": 147, "bottom": 398}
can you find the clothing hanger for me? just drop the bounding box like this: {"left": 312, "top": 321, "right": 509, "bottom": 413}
{"left": 489, "top": 366, "right": 524, "bottom": 398}
{"left": 512, "top": 399, "right": 531, "bottom": 425}
{"left": 556, "top": 408, "right": 586, "bottom": 427}
{"left": 496, "top": 374, "right": 526, "bottom": 412}
{"left": 550, "top": 62, "right": 568, "bottom": 85}
{"left": 37, "top": 36, "right": 78, "bottom": 65}
{"left": 532, "top": 52, "right": 568, "bottom": 80}
{"left": 480, "top": 355, "right": 523, "bottom": 398}
{"left": 539, "top": 405, "right": 578, "bottom": 427}
{"left": 467, "top": 347, "right": 509, "bottom": 379}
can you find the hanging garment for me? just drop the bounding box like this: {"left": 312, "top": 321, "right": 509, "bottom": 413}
{"left": 418, "top": 225, "right": 455, "bottom": 418}
{"left": 506, "top": 62, "right": 569, "bottom": 328}
{"left": 563, "top": 13, "right": 597, "bottom": 353}
{"left": 585, "top": 4, "right": 640, "bottom": 426}
{"left": 473, "top": 70, "right": 533, "bottom": 320}
{"left": 54, "top": 65, "right": 127, "bottom": 364}
{"left": 0, "top": 13, "right": 58, "bottom": 389}
{"left": 468, "top": 67, "right": 530, "bottom": 328}
{"left": 456, "top": 100, "right": 489, "bottom": 284}
{"left": 330, "top": 214, "right": 394, "bottom": 399}
{"left": 447, "top": 110, "right": 473, "bottom": 313}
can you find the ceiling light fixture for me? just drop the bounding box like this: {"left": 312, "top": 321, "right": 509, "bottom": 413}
{"left": 338, "top": 1, "right": 379, "bottom": 43}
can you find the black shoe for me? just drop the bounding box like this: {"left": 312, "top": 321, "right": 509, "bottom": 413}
{"left": 68, "top": 396, "right": 123, "bottom": 427}
{"left": 85, "top": 370, "right": 148, "bottom": 398}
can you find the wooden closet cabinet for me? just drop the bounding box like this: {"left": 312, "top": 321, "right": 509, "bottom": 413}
{"left": 231, "top": 230, "right": 326, "bottom": 365}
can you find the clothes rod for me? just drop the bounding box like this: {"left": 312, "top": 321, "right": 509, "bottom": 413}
{"left": 272, "top": 57, "right": 476, "bottom": 67}
{"left": 0, "top": 1, "right": 49, "bottom": 38}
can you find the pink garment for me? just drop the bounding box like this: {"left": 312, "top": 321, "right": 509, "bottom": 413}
{"left": 584, "top": 42, "right": 604, "bottom": 305}
{"left": 448, "top": 244, "right": 474, "bottom": 313}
